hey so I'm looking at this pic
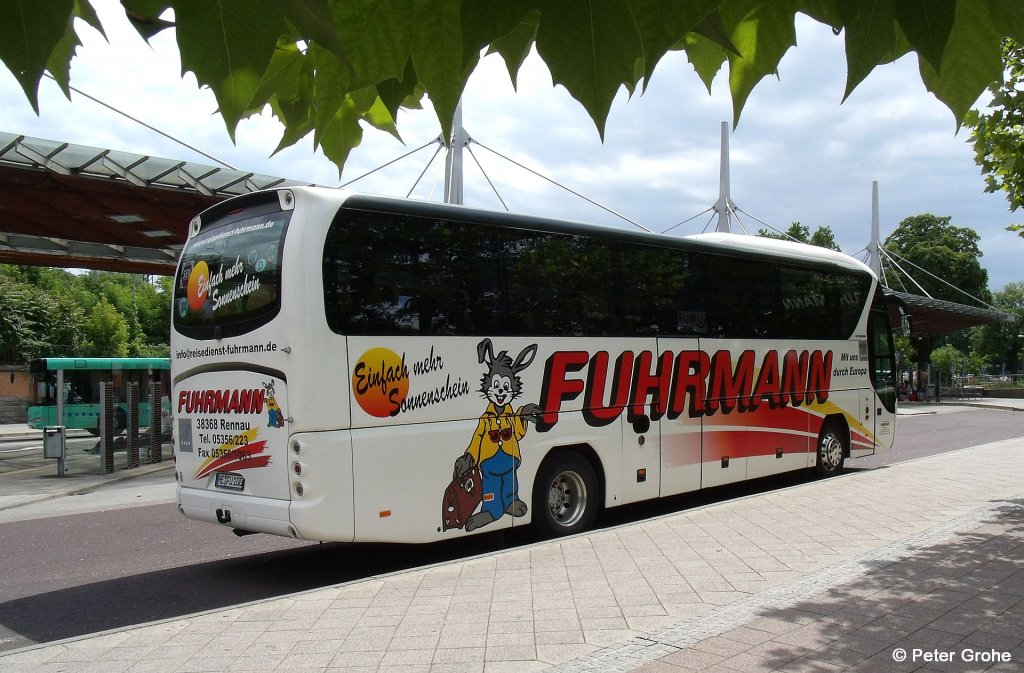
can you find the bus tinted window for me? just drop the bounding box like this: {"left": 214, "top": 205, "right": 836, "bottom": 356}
{"left": 323, "top": 210, "right": 710, "bottom": 338}
{"left": 621, "top": 243, "right": 707, "bottom": 336}
{"left": 174, "top": 198, "right": 290, "bottom": 339}
{"left": 707, "top": 257, "right": 871, "bottom": 340}
{"left": 323, "top": 212, "right": 493, "bottom": 335}
{"left": 323, "top": 209, "right": 868, "bottom": 340}
{"left": 706, "top": 256, "right": 780, "bottom": 338}
{"left": 498, "top": 229, "right": 621, "bottom": 336}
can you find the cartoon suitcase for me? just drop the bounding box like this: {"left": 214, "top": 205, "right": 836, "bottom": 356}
{"left": 442, "top": 465, "right": 482, "bottom": 531}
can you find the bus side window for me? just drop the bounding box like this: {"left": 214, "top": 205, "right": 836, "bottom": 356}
{"left": 706, "top": 257, "right": 780, "bottom": 339}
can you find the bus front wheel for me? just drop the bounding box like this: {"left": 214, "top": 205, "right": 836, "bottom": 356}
{"left": 815, "top": 421, "right": 847, "bottom": 477}
{"left": 532, "top": 452, "right": 599, "bottom": 538}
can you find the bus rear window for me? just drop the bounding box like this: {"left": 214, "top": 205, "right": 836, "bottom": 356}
{"left": 173, "top": 199, "right": 291, "bottom": 340}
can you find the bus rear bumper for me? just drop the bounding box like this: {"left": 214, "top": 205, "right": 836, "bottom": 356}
{"left": 177, "top": 486, "right": 299, "bottom": 539}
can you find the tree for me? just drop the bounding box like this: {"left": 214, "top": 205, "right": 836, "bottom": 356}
{"left": 2, "top": 1, "right": 1022, "bottom": 173}
{"left": 81, "top": 298, "right": 130, "bottom": 357}
{"left": 0, "top": 273, "right": 84, "bottom": 361}
{"left": 965, "top": 39, "right": 1024, "bottom": 239}
{"left": 757, "top": 222, "right": 840, "bottom": 251}
{"left": 0, "top": 265, "right": 168, "bottom": 362}
{"left": 883, "top": 214, "right": 990, "bottom": 306}
{"left": 930, "top": 343, "right": 989, "bottom": 386}
{"left": 80, "top": 272, "right": 171, "bottom": 356}
{"left": 893, "top": 333, "right": 916, "bottom": 379}
{"left": 883, "top": 213, "right": 992, "bottom": 376}
{"left": 971, "top": 282, "right": 1024, "bottom": 374}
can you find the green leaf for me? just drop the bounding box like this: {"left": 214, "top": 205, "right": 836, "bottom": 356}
{"left": 992, "top": 0, "right": 1024, "bottom": 42}
{"left": 535, "top": 0, "right": 646, "bottom": 139}
{"left": 268, "top": 86, "right": 315, "bottom": 156}
{"left": 276, "top": 0, "right": 345, "bottom": 59}
{"left": 361, "top": 95, "right": 401, "bottom": 140}
{"left": 121, "top": 0, "right": 174, "bottom": 41}
{"left": 309, "top": 42, "right": 351, "bottom": 148}
{"left": 410, "top": 0, "right": 478, "bottom": 144}
{"left": 45, "top": 18, "right": 80, "bottom": 99}
{"left": 462, "top": 0, "right": 537, "bottom": 64}
{"left": 75, "top": 0, "right": 105, "bottom": 38}
{"left": 690, "top": 9, "right": 741, "bottom": 56}
{"left": 632, "top": 0, "right": 721, "bottom": 90}
{"left": 317, "top": 95, "right": 365, "bottom": 173}
{"left": 797, "top": 0, "right": 842, "bottom": 28}
{"left": 0, "top": 0, "right": 75, "bottom": 112}
{"left": 892, "top": 0, "right": 955, "bottom": 73}
{"left": 330, "top": 0, "right": 418, "bottom": 90}
{"left": 44, "top": 0, "right": 102, "bottom": 99}
{"left": 244, "top": 39, "right": 305, "bottom": 119}
{"left": 837, "top": 0, "right": 896, "bottom": 102}
{"left": 682, "top": 32, "right": 727, "bottom": 93}
{"left": 486, "top": 11, "right": 539, "bottom": 89}
{"left": 266, "top": 49, "right": 314, "bottom": 154}
{"left": 722, "top": 0, "right": 800, "bottom": 127}
{"left": 376, "top": 58, "right": 422, "bottom": 120}
{"left": 918, "top": 2, "right": 1004, "bottom": 127}
{"left": 174, "top": 0, "right": 286, "bottom": 141}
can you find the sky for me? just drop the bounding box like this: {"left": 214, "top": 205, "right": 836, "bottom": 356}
{"left": 1, "top": 2, "right": 1021, "bottom": 293}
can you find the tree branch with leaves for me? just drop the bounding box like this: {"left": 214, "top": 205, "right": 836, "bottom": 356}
{"left": 965, "top": 38, "right": 1024, "bottom": 239}
{"left": 2, "top": 1, "right": 1023, "bottom": 173}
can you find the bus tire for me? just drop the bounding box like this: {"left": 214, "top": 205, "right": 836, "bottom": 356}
{"left": 532, "top": 451, "right": 599, "bottom": 538}
{"left": 815, "top": 420, "right": 847, "bottom": 478}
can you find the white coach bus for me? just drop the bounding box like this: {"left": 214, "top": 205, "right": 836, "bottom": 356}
{"left": 171, "top": 187, "right": 896, "bottom": 542}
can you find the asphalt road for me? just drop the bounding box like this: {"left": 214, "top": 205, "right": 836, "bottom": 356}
{"left": 1, "top": 406, "right": 1021, "bottom": 652}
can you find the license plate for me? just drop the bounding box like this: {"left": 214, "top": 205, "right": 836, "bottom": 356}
{"left": 214, "top": 472, "right": 245, "bottom": 491}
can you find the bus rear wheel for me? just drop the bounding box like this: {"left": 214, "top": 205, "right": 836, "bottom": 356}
{"left": 532, "top": 452, "right": 599, "bottom": 538}
{"left": 815, "top": 421, "right": 847, "bottom": 477}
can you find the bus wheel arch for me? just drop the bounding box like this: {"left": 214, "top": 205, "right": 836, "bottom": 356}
{"left": 531, "top": 444, "right": 603, "bottom": 538}
{"left": 815, "top": 415, "right": 848, "bottom": 477}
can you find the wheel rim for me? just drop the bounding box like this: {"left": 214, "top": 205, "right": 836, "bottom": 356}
{"left": 820, "top": 433, "right": 843, "bottom": 470}
{"left": 546, "top": 469, "right": 588, "bottom": 528}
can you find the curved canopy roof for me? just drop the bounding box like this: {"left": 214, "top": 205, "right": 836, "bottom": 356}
{"left": 0, "top": 132, "right": 308, "bottom": 274}
{"left": 883, "top": 289, "right": 1012, "bottom": 337}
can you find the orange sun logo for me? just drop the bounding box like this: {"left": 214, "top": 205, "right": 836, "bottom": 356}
{"left": 352, "top": 348, "right": 409, "bottom": 417}
{"left": 187, "top": 260, "right": 210, "bottom": 311}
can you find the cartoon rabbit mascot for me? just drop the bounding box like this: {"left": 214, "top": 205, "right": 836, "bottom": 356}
{"left": 263, "top": 380, "right": 285, "bottom": 428}
{"left": 453, "top": 339, "right": 541, "bottom": 533}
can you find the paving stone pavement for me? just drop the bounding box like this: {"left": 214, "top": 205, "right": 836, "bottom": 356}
{"left": 1, "top": 436, "right": 1022, "bottom": 673}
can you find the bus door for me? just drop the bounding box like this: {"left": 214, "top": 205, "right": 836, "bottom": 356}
{"left": 616, "top": 339, "right": 663, "bottom": 504}
{"left": 852, "top": 387, "right": 876, "bottom": 458}
{"left": 657, "top": 338, "right": 702, "bottom": 497}
{"left": 745, "top": 343, "right": 816, "bottom": 479}
{"left": 696, "top": 339, "right": 751, "bottom": 488}
{"left": 868, "top": 295, "right": 897, "bottom": 452}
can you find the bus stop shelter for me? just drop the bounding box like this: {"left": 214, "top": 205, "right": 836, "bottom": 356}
{"left": 883, "top": 289, "right": 1012, "bottom": 338}
{"left": 0, "top": 131, "right": 308, "bottom": 274}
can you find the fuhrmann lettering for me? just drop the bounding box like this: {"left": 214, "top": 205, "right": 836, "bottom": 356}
{"left": 537, "top": 348, "right": 832, "bottom": 431}
{"left": 177, "top": 388, "right": 266, "bottom": 415}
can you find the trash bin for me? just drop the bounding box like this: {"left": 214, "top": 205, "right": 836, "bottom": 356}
{"left": 43, "top": 425, "right": 67, "bottom": 459}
